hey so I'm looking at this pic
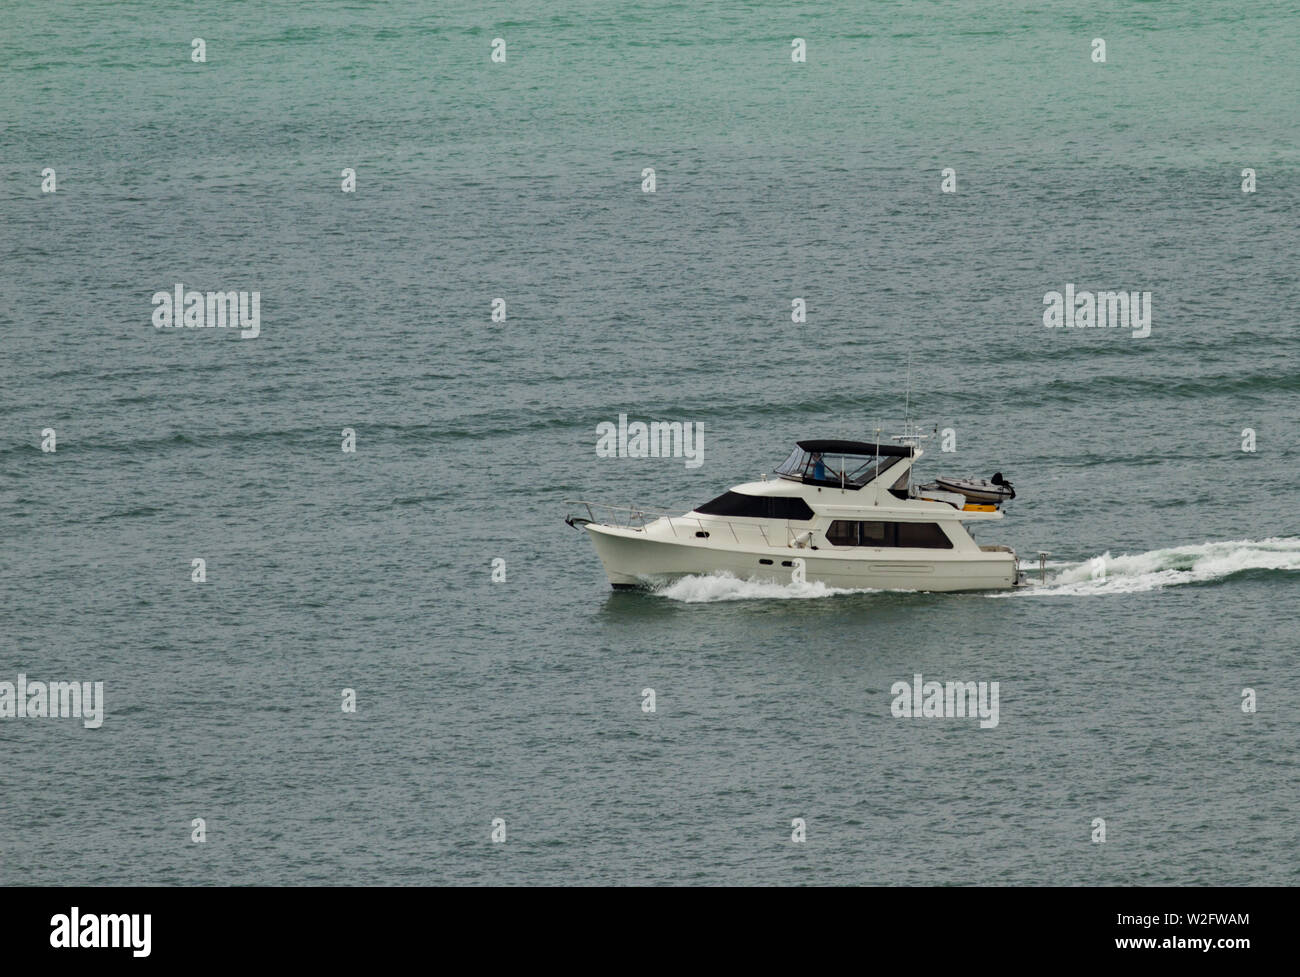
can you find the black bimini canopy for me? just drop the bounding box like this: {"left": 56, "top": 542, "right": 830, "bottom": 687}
{"left": 796, "top": 439, "right": 913, "bottom": 457}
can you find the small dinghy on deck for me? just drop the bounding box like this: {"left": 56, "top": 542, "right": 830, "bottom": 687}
{"left": 921, "top": 473, "right": 1016, "bottom": 510}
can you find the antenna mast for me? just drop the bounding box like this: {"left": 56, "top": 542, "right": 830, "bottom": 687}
{"left": 890, "top": 349, "right": 930, "bottom": 496}
{"left": 904, "top": 349, "right": 912, "bottom": 431}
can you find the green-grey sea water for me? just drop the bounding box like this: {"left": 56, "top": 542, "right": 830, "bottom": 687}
{"left": 2, "top": 1, "right": 1298, "bottom": 885}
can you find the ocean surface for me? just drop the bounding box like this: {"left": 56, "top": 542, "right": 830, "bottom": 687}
{"left": 2, "top": 1, "right": 1297, "bottom": 885}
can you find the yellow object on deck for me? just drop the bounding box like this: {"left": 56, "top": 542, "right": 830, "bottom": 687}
{"left": 962, "top": 503, "right": 997, "bottom": 512}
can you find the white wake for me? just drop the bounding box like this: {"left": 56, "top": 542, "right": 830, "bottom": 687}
{"left": 1001, "top": 537, "right": 1300, "bottom": 597}
{"left": 651, "top": 571, "right": 879, "bottom": 603}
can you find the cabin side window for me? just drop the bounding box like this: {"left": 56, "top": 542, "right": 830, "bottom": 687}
{"left": 824, "top": 520, "right": 954, "bottom": 549}
{"left": 825, "top": 520, "right": 859, "bottom": 546}
{"left": 895, "top": 522, "right": 953, "bottom": 549}
{"left": 859, "top": 521, "right": 890, "bottom": 546}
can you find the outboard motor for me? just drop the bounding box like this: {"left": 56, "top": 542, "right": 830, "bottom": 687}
{"left": 990, "top": 472, "right": 1016, "bottom": 500}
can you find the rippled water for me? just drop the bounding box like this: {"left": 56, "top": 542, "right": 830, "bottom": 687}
{"left": 2, "top": 1, "right": 1297, "bottom": 885}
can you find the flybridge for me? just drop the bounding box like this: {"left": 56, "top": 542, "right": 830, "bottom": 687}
{"left": 773, "top": 440, "right": 912, "bottom": 490}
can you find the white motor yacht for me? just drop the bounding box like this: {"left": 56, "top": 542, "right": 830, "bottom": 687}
{"left": 566, "top": 437, "right": 1024, "bottom": 592}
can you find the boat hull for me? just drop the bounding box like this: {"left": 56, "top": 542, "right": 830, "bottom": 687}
{"left": 584, "top": 524, "right": 1016, "bottom": 592}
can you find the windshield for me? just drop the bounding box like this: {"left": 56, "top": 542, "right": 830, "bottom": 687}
{"left": 775, "top": 448, "right": 904, "bottom": 488}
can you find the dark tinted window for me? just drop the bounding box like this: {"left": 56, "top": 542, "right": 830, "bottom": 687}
{"left": 771, "top": 497, "right": 815, "bottom": 520}
{"left": 824, "top": 521, "right": 954, "bottom": 549}
{"left": 896, "top": 522, "right": 953, "bottom": 549}
{"left": 860, "top": 521, "right": 890, "bottom": 546}
{"left": 826, "top": 520, "right": 858, "bottom": 545}
{"left": 695, "top": 492, "right": 814, "bottom": 521}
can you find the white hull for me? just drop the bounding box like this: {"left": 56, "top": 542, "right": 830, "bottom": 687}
{"left": 570, "top": 439, "right": 1024, "bottom": 594}
{"left": 586, "top": 523, "right": 1017, "bottom": 592}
